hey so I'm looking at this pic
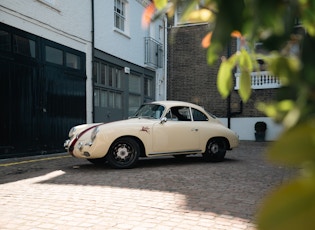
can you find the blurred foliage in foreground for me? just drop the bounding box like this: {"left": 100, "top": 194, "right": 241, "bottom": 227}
{"left": 144, "top": 0, "right": 315, "bottom": 229}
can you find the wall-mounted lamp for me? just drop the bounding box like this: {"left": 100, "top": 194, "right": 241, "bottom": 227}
{"left": 124, "top": 67, "right": 130, "bottom": 74}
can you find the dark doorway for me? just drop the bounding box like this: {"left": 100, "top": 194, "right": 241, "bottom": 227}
{"left": 0, "top": 23, "right": 86, "bottom": 158}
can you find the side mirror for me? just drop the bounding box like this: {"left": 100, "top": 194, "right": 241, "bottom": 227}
{"left": 160, "top": 117, "right": 167, "bottom": 124}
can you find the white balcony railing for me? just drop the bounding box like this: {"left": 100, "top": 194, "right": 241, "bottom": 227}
{"left": 234, "top": 71, "right": 281, "bottom": 90}
{"left": 144, "top": 37, "right": 163, "bottom": 69}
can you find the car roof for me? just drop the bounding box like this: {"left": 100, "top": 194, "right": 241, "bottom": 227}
{"left": 150, "top": 100, "right": 206, "bottom": 111}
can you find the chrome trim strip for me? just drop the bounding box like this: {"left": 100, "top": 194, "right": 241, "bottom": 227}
{"left": 148, "top": 150, "right": 202, "bottom": 156}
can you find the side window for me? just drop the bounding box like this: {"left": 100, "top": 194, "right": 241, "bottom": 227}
{"left": 192, "top": 108, "right": 208, "bottom": 121}
{"left": 165, "top": 110, "right": 177, "bottom": 121}
{"left": 167, "top": 106, "right": 191, "bottom": 121}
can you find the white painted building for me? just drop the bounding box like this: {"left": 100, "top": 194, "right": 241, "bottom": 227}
{"left": 0, "top": 0, "right": 93, "bottom": 155}
{"left": 92, "top": 0, "right": 167, "bottom": 123}
{"left": 1, "top": 0, "right": 93, "bottom": 120}
{"left": 0, "top": 0, "right": 167, "bottom": 156}
{"left": 1, "top": 0, "right": 167, "bottom": 125}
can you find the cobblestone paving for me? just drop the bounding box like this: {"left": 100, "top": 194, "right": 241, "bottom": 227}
{"left": 0, "top": 141, "right": 295, "bottom": 230}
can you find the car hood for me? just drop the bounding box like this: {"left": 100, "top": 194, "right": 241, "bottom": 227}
{"left": 97, "top": 118, "right": 159, "bottom": 128}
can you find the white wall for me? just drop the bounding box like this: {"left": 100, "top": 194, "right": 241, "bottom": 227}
{"left": 219, "top": 117, "right": 284, "bottom": 141}
{"left": 94, "top": 0, "right": 147, "bottom": 66}
{"left": 0, "top": 0, "right": 93, "bottom": 122}
{"left": 94, "top": 0, "right": 167, "bottom": 101}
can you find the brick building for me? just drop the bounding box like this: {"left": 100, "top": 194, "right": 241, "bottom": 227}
{"left": 167, "top": 23, "right": 283, "bottom": 141}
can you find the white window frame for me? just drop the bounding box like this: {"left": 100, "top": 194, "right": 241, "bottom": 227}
{"left": 114, "top": 0, "right": 127, "bottom": 32}
{"left": 174, "top": 0, "right": 207, "bottom": 26}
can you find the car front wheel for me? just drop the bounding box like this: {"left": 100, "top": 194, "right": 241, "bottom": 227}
{"left": 106, "top": 137, "right": 140, "bottom": 169}
{"left": 202, "top": 139, "right": 227, "bottom": 162}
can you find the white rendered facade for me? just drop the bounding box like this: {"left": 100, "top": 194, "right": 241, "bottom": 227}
{"left": 1, "top": 0, "right": 93, "bottom": 122}
{"left": 92, "top": 0, "right": 167, "bottom": 123}
{"left": 94, "top": 0, "right": 167, "bottom": 101}
{"left": 1, "top": 0, "right": 167, "bottom": 124}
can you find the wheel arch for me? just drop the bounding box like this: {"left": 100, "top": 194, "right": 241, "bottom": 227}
{"left": 207, "top": 136, "right": 231, "bottom": 150}
{"left": 111, "top": 135, "right": 146, "bottom": 157}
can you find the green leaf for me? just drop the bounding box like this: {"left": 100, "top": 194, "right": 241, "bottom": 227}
{"left": 267, "top": 119, "right": 315, "bottom": 166}
{"left": 207, "top": 42, "right": 223, "bottom": 65}
{"left": 217, "top": 61, "right": 233, "bottom": 98}
{"left": 153, "top": 0, "right": 167, "bottom": 10}
{"left": 238, "top": 71, "right": 251, "bottom": 102}
{"left": 239, "top": 48, "right": 254, "bottom": 72}
{"left": 257, "top": 176, "right": 315, "bottom": 230}
{"left": 266, "top": 54, "right": 300, "bottom": 86}
{"left": 257, "top": 100, "right": 296, "bottom": 123}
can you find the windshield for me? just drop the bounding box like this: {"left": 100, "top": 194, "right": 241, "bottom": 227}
{"left": 130, "top": 104, "right": 165, "bottom": 119}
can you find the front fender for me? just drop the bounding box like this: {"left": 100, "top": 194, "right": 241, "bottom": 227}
{"left": 71, "top": 124, "right": 153, "bottom": 159}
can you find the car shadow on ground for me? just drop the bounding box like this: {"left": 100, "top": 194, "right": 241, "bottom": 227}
{"left": 33, "top": 154, "right": 272, "bottom": 220}
{"left": 1, "top": 142, "right": 291, "bottom": 222}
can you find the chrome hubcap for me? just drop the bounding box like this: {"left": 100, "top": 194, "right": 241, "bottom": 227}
{"left": 116, "top": 145, "right": 129, "bottom": 160}
{"left": 210, "top": 143, "right": 219, "bottom": 154}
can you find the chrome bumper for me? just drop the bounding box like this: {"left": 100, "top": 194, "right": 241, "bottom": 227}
{"left": 64, "top": 139, "right": 70, "bottom": 149}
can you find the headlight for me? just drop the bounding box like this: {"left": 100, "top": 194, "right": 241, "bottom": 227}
{"left": 69, "top": 127, "right": 76, "bottom": 138}
{"left": 91, "top": 126, "right": 99, "bottom": 142}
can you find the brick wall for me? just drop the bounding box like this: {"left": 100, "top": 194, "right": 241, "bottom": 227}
{"left": 167, "top": 24, "right": 277, "bottom": 118}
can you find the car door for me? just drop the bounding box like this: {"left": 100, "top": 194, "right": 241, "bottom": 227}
{"left": 151, "top": 106, "right": 201, "bottom": 155}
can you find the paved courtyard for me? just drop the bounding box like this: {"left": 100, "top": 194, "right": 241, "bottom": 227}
{"left": 0, "top": 141, "right": 295, "bottom": 230}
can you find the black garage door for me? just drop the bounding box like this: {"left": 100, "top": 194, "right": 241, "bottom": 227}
{"left": 0, "top": 23, "right": 86, "bottom": 158}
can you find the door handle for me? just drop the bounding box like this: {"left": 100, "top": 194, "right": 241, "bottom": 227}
{"left": 191, "top": 128, "right": 198, "bottom": 132}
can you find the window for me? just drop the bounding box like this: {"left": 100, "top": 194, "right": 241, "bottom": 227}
{"left": 114, "top": 0, "right": 126, "bottom": 31}
{"left": 133, "top": 104, "right": 165, "bottom": 119}
{"left": 94, "top": 90, "right": 100, "bottom": 107}
{"left": 175, "top": 1, "right": 205, "bottom": 26}
{"left": 13, "top": 35, "right": 36, "bottom": 58}
{"left": 93, "top": 62, "right": 98, "bottom": 81}
{"left": 66, "top": 52, "right": 81, "bottom": 70}
{"left": 192, "top": 109, "right": 208, "bottom": 121}
{"left": 144, "top": 78, "right": 153, "bottom": 97}
{"left": 100, "top": 63, "right": 106, "bottom": 85}
{"left": 45, "top": 46, "right": 63, "bottom": 65}
{"left": 166, "top": 106, "right": 191, "bottom": 121}
{"left": 0, "top": 30, "right": 11, "bottom": 52}
{"left": 95, "top": 89, "right": 122, "bottom": 109}
{"left": 144, "top": 37, "right": 163, "bottom": 68}
{"left": 100, "top": 90, "right": 108, "bottom": 107}
{"left": 129, "top": 74, "right": 141, "bottom": 93}
{"left": 129, "top": 94, "right": 141, "bottom": 116}
{"left": 109, "top": 92, "right": 122, "bottom": 109}
{"left": 108, "top": 67, "right": 122, "bottom": 88}
{"left": 115, "top": 69, "right": 122, "bottom": 88}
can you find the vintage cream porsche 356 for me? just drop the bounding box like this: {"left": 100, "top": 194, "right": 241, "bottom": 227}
{"left": 64, "top": 101, "right": 239, "bottom": 169}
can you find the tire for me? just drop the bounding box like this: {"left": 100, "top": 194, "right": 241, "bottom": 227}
{"left": 202, "top": 139, "right": 227, "bottom": 162}
{"left": 106, "top": 137, "right": 140, "bottom": 169}
{"left": 87, "top": 158, "right": 107, "bottom": 166}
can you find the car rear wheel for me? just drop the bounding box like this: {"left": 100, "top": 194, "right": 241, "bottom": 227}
{"left": 106, "top": 137, "right": 140, "bottom": 169}
{"left": 202, "top": 139, "right": 227, "bottom": 162}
